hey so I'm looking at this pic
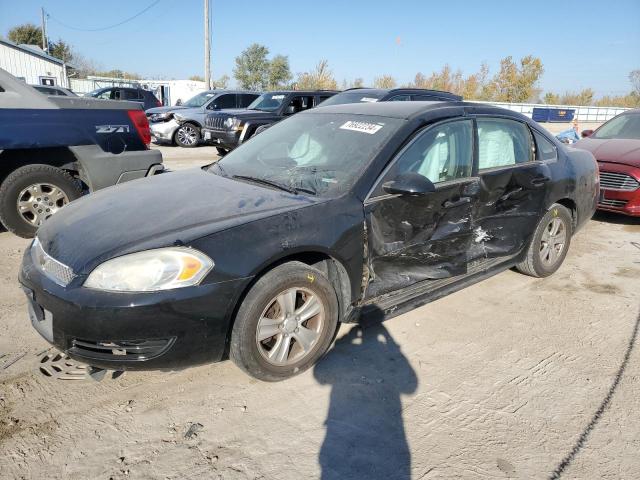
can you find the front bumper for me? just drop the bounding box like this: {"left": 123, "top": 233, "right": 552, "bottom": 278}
{"left": 201, "top": 127, "right": 241, "bottom": 150}
{"left": 19, "top": 246, "right": 250, "bottom": 370}
{"left": 150, "top": 119, "right": 179, "bottom": 143}
{"left": 597, "top": 163, "right": 640, "bottom": 217}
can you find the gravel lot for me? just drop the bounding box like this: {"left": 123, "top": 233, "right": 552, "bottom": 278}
{"left": 1, "top": 121, "right": 639, "bottom": 479}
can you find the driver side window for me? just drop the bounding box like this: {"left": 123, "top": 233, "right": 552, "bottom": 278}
{"left": 382, "top": 119, "right": 473, "bottom": 192}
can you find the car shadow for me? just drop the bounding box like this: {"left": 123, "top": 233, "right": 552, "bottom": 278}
{"left": 591, "top": 210, "right": 640, "bottom": 226}
{"left": 313, "top": 312, "right": 418, "bottom": 480}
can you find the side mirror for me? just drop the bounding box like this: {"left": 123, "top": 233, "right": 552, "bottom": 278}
{"left": 284, "top": 105, "right": 297, "bottom": 115}
{"left": 382, "top": 172, "right": 436, "bottom": 196}
{"left": 581, "top": 129, "right": 594, "bottom": 138}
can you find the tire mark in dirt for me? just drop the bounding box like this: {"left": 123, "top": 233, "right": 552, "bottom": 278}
{"left": 548, "top": 310, "right": 640, "bottom": 479}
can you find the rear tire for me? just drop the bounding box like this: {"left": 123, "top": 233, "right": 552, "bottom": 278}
{"left": 174, "top": 123, "right": 201, "bottom": 148}
{"left": 515, "top": 203, "right": 572, "bottom": 278}
{"left": 216, "top": 147, "right": 229, "bottom": 156}
{"left": 0, "top": 164, "right": 82, "bottom": 238}
{"left": 230, "top": 261, "right": 339, "bottom": 381}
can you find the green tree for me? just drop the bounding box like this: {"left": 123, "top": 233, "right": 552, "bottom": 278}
{"left": 373, "top": 75, "right": 396, "bottom": 89}
{"left": 49, "top": 39, "right": 73, "bottom": 63}
{"left": 295, "top": 60, "right": 338, "bottom": 90}
{"left": 233, "top": 43, "right": 270, "bottom": 90}
{"left": 268, "top": 54, "right": 292, "bottom": 90}
{"left": 189, "top": 75, "right": 205, "bottom": 82}
{"left": 7, "top": 23, "right": 43, "bottom": 46}
{"left": 630, "top": 70, "right": 640, "bottom": 95}
{"left": 351, "top": 77, "right": 364, "bottom": 88}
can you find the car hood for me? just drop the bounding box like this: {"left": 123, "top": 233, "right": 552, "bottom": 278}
{"left": 145, "top": 105, "right": 188, "bottom": 115}
{"left": 574, "top": 138, "right": 640, "bottom": 168}
{"left": 37, "top": 168, "right": 324, "bottom": 274}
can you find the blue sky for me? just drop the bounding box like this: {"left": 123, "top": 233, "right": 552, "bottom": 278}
{"left": 1, "top": 0, "right": 638, "bottom": 97}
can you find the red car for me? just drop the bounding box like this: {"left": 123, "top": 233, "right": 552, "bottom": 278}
{"left": 575, "top": 109, "right": 640, "bottom": 216}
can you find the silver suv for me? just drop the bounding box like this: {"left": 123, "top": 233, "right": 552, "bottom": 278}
{"left": 145, "top": 90, "right": 259, "bottom": 148}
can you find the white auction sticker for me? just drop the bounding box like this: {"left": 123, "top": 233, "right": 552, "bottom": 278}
{"left": 271, "top": 94, "right": 285, "bottom": 99}
{"left": 360, "top": 97, "right": 378, "bottom": 103}
{"left": 340, "top": 120, "right": 384, "bottom": 135}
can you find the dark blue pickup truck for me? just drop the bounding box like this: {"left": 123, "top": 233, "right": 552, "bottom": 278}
{"left": 0, "top": 68, "right": 163, "bottom": 237}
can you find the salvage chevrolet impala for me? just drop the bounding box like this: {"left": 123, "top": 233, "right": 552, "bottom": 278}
{"left": 20, "top": 102, "right": 598, "bottom": 381}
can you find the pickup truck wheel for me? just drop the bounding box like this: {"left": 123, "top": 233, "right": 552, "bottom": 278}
{"left": 216, "top": 147, "right": 229, "bottom": 156}
{"left": 230, "top": 261, "right": 339, "bottom": 381}
{"left": 0, "top": 165, "right": 81, "bottom": 238}
{"left": 515, "top": 203, "right": 572, "bottom": 278}
{"left": 174, "top": 123, "right": 200, "bottom": 148}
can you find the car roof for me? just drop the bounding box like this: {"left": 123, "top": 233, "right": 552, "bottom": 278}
{"left": 307, "top": 100, "right": 527, "bottom": 120}
{"left": 265, "top": 90, "right": 339, "bottom": 95}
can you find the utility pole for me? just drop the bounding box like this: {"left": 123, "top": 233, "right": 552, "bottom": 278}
{"left": 204, "top": 0, "right": 211, "bottom": 89}
{"left": 41, "top": 7, "right": 49, "bottom": 54}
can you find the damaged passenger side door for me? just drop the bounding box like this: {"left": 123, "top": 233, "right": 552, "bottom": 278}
{"left": 364, "top": 119, "right": 478, "bottom": 299}
{"left": 469, "top": 117, "right": 551, "bottom": 265}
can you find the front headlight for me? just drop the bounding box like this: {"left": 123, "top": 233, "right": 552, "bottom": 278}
{"left": 151, "top": 112, "right": 173, "bottom": 122}
{"left": 84, "top": 247, "right": 214, "bottom": 292}
{"left": 224, "top": 117, "right": 241, "bottom": 130}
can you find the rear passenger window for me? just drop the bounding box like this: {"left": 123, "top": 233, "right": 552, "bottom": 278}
{"left": 213, "top": 94, "right": 236, "bottom": 109}
{"left": 122, "top": 89, "right": 141, "bottom": 100}
{"left": 532, "top": 130, "right": 557, "bottom": 161}
{"left": 477, "top": 118, "right": 532, "bottom": 170}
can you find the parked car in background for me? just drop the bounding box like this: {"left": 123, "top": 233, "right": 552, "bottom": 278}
{"left": 31, "top": 85, "right": 78, "bottom": 97}
{"left": 85, "top": 86, "right": 162, "bottom": 111}
{"left": 575, "top": 109, "right": 640, "bottom": 216}
{"left": 201, "top": 90, "right": 338, "bottom": 154}
{"left": 146, "top": 90, "right": 259, "bottom": 148}
{"left": 20, "top": 101, "right": 598, "bottom": 381}
{"left": 319, "top": 87, "right": 462, "bottom": 106}
{"left": 0, "top": 68, "right": 163, "bottom": 238}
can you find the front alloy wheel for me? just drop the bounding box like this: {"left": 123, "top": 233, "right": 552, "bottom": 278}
{"left": 256, "top": 288, "right": 325, "bottom": 366}
{"left": 230, "top": 261, "right": 339, "bottom": 381}
{"left": 175, "top": 123, "right": 200, "bottom": 147}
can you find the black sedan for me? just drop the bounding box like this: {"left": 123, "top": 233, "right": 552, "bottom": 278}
{"left": 19, "top": 102, "right": 599, "bottom": 381}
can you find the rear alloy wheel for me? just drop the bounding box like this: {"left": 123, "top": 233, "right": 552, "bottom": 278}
{"left": 174, "top": 123, "right": 201, "bottom": 148}
{"left": 515, "top": 203, "right": 572, "bottom": 277}
{"left": 230, "top": 261, "right": 339, "bottom": 381}
{"left": 0, "top": 164, "right": 81, "bottom": 238}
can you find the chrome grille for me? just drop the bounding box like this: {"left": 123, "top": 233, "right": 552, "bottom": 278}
{"left": 599, "top": 171, "right": 639, "bottom": 191}
{"left": 205, "top": 115, "right": 226, "bottom": 130}
{"left": 599, "top": 198, "right": 628, "bottom": 208}
{"left": 32, "top": 238, "right": 75, "bottom": 286}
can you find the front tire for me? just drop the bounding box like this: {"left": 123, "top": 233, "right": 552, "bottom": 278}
{"left": 174, "top": 123, "right": 201, "bottom": 148}
{"left": 0, "top": 164, "right": 82, "bottom": 238}
{"left": 515, "top": 203, "right": 572, "bottom": 277}
{"left": 230, "top": 261, "right": 339, "bottom": 381}
{"left": 216, "top": 147, "right": 229, "bottom": 156}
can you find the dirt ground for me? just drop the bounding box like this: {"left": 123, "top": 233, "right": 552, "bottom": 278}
{"left": 2, "top": 121, "right": 639, "bottom": 479}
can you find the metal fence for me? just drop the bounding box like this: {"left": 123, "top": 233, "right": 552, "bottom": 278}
{"left": 69, "top": 77, "right": 141, "bottom": 95}
{"left": 472, "top": 101, "right": 629, "bottom": 123}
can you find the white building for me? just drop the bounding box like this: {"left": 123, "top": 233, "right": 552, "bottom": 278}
{"left": 0, "top": 38, "right": 72, "bottom": 87}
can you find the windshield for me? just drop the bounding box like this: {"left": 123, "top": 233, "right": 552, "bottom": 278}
{"left": 319, "top": 91, "right": 385, "bottom": 107}
{"left": 247, "top": 93, "right": 288, "bottom": 112}
{"left": 86, "top": 88, "right": 108, "bottom": 98}
{"left": 183, "top": 91, "right": 216, "bottom": 108}
{"left": 210, "top": 113, "right": 403, "bottom": 196}
{"left": 592, "top": 113, "right": 640, "bottom": 140}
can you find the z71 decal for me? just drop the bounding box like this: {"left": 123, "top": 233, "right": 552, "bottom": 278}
{"left": 95, "top": 125, "right": 130, "bottom": 133}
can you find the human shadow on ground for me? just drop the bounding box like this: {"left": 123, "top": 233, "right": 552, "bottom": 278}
{"left": 314, "top": 315, "right": 418, "bottom": 480}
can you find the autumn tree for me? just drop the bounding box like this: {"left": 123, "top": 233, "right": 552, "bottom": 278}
{"left": 373, "top": 75, "right": 397, "bottom": 89}
{"left": 295, "top": 60, "right": 338, "bottom": 90}
{"left": 490, "top": 55, "right": 544, "bottom": 102}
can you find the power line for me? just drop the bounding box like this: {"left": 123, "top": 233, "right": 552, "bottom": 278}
{"left": 47, "top": 0, "right": 161, "bottom": 32}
